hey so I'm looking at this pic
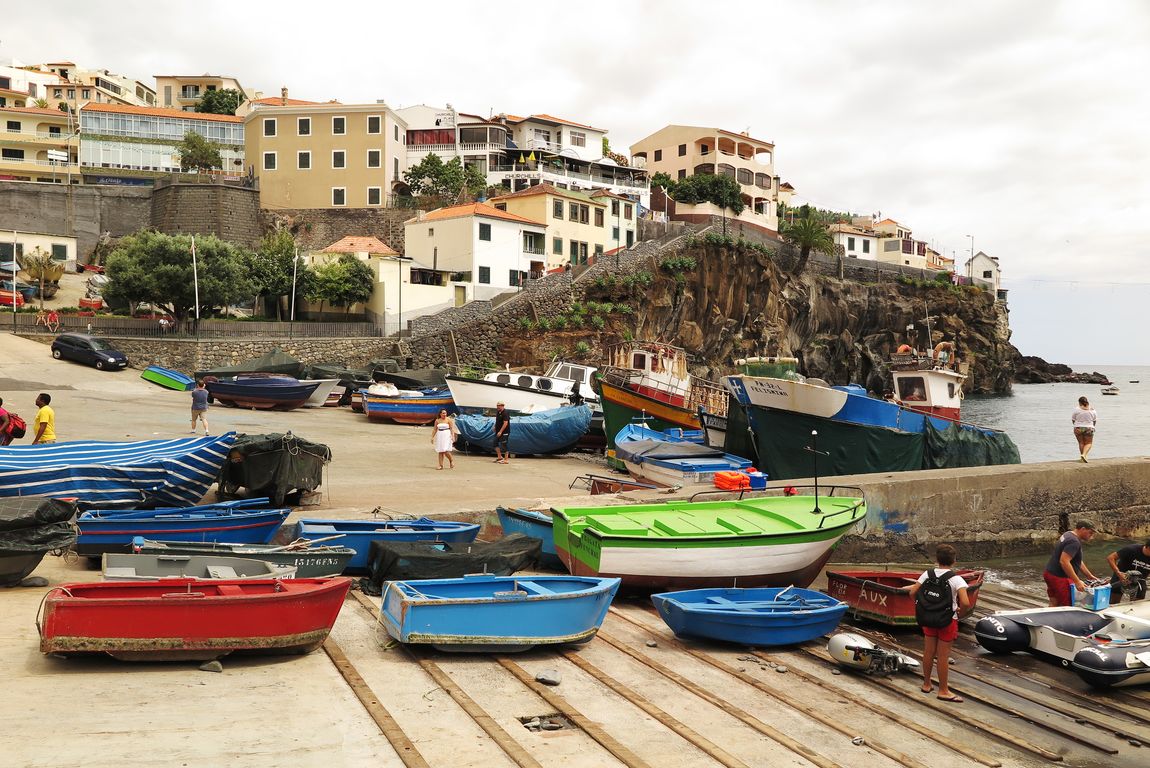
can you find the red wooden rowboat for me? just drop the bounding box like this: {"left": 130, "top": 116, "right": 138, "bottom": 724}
{"left": 825, "top": 569, "right": 984, "bottom": 627}
{"left": 38, "top": 577, "right": 350, "bottom": 661}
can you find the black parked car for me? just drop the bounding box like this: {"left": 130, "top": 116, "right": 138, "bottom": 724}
{"left": 50, "top": 333, "right": 129, "bottom": 370}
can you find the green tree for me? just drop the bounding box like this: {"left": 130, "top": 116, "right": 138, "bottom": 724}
{"left": 195, "top": 88, "right": 243, "bottom": 116}
{"left": 403, "top": 154, "right": 486, "bottom": 201}
{"left": 248, "top": 229, "right": 317, "bottom": 319}
{"left": 650, "top": 172, "right": 674, "bottom": 190}
{"left": 781, "top": 212, "right": 835, "bottom": 275}
{"left": 668, "top": 173, "right": 744, "bottom": 214}
{"left": 103, "top": 231, "right": 255, "bottom": 321}
{"left": 306, "top": 254, "right": 374, "bottom": 315}
{"left": 176, "top": 131, "right": 223, "bottom": 172}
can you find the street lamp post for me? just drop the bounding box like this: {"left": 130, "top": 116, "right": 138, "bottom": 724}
{"left": 966, "top": 234, "right": 974, "bottom": 261}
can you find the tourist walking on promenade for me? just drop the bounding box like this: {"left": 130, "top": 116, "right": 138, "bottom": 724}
{"left": 431, "top": 408, "right": 458, "bottom": 470}
{"left": 493, "top": 402, "right": 511, "bottom": 464}
{"left": 1043, "top": 521, "right": 1099, "bottom": 606}
{"left": 32, "top": 393, "right": 56, "bottom": 444}
{"left": 190, "top": 380, "right": 210, "bottom": 435}
{"left": 1107, "top": 541, "right": 1150, "bottom": 604}
{"left": 905, "top": 544, "right": 971, "bottom": 702}
{"left": 1072, "top": 396, "right": 1097, "bottom": 462}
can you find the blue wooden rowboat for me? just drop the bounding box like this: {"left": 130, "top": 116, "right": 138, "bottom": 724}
{"left": 206, "top": 376, "right": 321, "bottom": 411}
{"left": 496, "top": 507, "right": 563, "bottom": 570}
{"left": 614, "top": 422, "right": 753, "bottom": 487}
{"left": 380, "top": 573, "right": 621, "bottom": 651}
{"left": 141, "top": 365, "right": 195, "bottom": 391}
{"left": 651, "top": 586, "right": 848, "bottom": 646}
{"left": 75, "top": 506, "right": 290, "bottom": 556}
{"left": 296, "top": 518, "right": 480, "bottom": 572}
{"left": 362, "top": 386, "right": 456, "bottom": 425}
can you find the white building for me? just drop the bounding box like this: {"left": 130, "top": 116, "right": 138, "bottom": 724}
{"left": 966, "top": 251, "right": 1006, "bottom": 299}
{"left": 404, "top": 202, "right": 547, "bottom": 302}
{"left": 830, "top": 223, "right": 879, "bottom": 260}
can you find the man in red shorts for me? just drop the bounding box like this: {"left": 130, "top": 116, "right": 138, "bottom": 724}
{"left": 907, "top": 544, "right": 971, "bottom": 702}
{"left": 1043, "top": 521, "right": 1099, "bottom": 606}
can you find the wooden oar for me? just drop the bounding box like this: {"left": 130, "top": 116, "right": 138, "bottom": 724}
{"left": 265, "top": 534, "right": 346, "bottom": 552}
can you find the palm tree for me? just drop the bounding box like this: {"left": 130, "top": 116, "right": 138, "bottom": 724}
{"left": 33, "top": 98, "right": 50, "bottom": 109}
{"left": 19, "top": 247, "right": 65, "bottom": 311}
{"left": 781, "top": 214, "right": 835, "bottom": 274}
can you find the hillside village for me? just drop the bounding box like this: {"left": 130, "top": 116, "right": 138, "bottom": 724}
{"left": 0, "top": 58, "right": 1010, "bottom": 337}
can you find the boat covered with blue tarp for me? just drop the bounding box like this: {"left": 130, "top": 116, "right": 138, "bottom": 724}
{"left": 454, "top": 404, "right": 592, "bottom": 455}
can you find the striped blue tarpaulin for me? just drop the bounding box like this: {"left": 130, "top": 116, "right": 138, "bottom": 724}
{"left": 0, "top": 433, "right": 237, "bottom": 508}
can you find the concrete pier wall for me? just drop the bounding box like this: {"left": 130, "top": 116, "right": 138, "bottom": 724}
{"left": 831, "top": 457, "right": 1150, "bottom": 561}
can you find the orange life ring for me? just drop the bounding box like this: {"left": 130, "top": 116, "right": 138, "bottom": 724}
{"left": 896, "top": 344, "right": 913, "bottom": 354}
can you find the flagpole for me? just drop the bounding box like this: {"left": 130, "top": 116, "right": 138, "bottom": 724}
{"left": 289, "top": 244, "right": 298, "bottom": 339}
{"left": 191, "top": 236, "right": 200, "bottom": 335}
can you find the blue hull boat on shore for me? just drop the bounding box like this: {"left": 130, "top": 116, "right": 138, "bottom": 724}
{"left": 296, "top": 518, "right": 480, "bottom": 572}
{"left": 651, "top": 586, "right": 848, "bottom": 646}
{"left": 454, "top": 405, "right": 592, "bottom": 455}
{"left": 0, "top": 433, "right": 236, "bottom": 508}
{"left": 75, "top": 500, "right": 289, "bottom": 556}
{"left": 380, "top": 573, "right": 621, "bottom": 651}
{"left": 614, "top": 422, "right": 753, "bottom": 487}
{"left": 496, "top": 507, "right": 563, "bottom": 570}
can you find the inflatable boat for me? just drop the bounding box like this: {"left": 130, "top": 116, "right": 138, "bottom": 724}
{"left": 974, "top": 602, "right": 1150, "bottom": 688}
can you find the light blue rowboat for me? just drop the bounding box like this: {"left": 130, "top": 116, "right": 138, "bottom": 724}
{"left": 75, "top": 505, "right": 290, "bottom": 556}
{"left": 651, "top": 586, "right": 848, "bottom": 646}
{"left": 380, "top": 573, "right": 621, "bottom": 651}
{"left": 296, "top": 518, "right": 480, "bottom": 572}
{"left": 496, "top": 507, "right": 563, "bottom": 570}
{"left": 614, "top": 422, "right": 753, "bottom": 487}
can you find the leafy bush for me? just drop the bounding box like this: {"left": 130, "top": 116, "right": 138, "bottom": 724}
{"left": 551, "top": 315, "right": 568, "bottom": 330}
{"left": 661, "top": 254, "right": 697, "bottom": 273}
{"left": 516, "top": 316, "right": 534, "bottom": 330}
{"left": 536, "top": 317, "right": 551, "bottom": 331}
{"left": 574, "top": 341, "right": 590, "bottom": 355}
{"left": 616, "top": 303, "right": 634, "bottom": 315}
{"left": 590, "top": 315, "right": 605, "bottom": 330}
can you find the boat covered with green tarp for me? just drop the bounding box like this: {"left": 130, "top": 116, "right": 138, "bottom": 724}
{"left": 195, "top": 348, "right": 305, "bottom": 380}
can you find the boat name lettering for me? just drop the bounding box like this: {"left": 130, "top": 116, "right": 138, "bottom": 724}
{"left": 860, "top": 588, "right": 887, "bottom": 607}
{"left": 295, "top": 557, "right": 341, "bottom": 566}
{"left": 745, "top": 380, "right": 789, "bottom": 397}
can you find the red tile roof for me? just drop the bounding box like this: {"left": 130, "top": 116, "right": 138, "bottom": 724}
{"left": 501, "top": 113, "right": 602, "bottom": 131}
{"left": 80, "top": 102, "right": 243, "bottom": 123}
{"left": 0, "top": 106, "right": 70, "bottom": 118}
{"left": 417, "top": 202, "right": 545, "bottom": 226}
{"left": 247, "top": 96, "right": 324, "bottom": 107}
{"left": 319, "top": 236, "right": 399, "bottom": 255}
{"left": 489, "top": 183, "right": 605, "bottom": 206}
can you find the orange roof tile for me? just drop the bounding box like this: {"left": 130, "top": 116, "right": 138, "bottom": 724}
{"left": 0, "top": 105, "right": 70, "bottom": 118}
{"left": 417, "top": 202, "right": 545, "bottom": 227}
{"left": 489, "top": 183, "right": 605, "bottom": 206}
{"left": 80, "top": 102, "right": 243, "bottom": 123}
{"left": 779, "top": 182, "right": 794, "bottom": 190}
{"left": 248, "top": 96, "right": 324, "bottom": 106}
{"left": 320, "top": 236, "right": 399, "bottom": 255}
{"left": 529, "top": 113, "right": 600, "bottom": 131}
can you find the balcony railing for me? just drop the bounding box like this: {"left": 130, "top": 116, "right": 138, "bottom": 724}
{"left": 0, "top": 156, "right": 79, "bottom": 168}
{"left": 407, "top": 142, "right": 505, "bottom": 154}
{"left": 522, "top": 244, "right": 545, "bottom": 255}
{"left": 489, "top": 165, "right": 649, "bottom": 191}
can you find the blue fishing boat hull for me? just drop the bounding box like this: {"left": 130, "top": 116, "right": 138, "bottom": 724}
{"left": 207, "top": 377, "right": 320, "bottom": 410}
{"left": 363, "top": 387, "right": 456, "bottom": 425}
{"left": 296, "top": 518, "right": 481, "bottom": 572}
{"left": 454, "top": 405, "right": 592, "bottom": 455}
{"left": 652, "top": 587, "right": 848, "bottom": 646}
{"left": 380, "top": 573, "right": 621, "bottom": 651}
{"left": 75, "top": 506, "right": 289, "bottom": 556}
{"left": 0, "top": 433, "right": 237, "bottom": 507}
{"left": 497, "top": 507, "right": 563, "bottom": 570}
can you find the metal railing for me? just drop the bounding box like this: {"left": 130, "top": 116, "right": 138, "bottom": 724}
{"left": 10, "top": 313, "right": 385, "bottom": 339}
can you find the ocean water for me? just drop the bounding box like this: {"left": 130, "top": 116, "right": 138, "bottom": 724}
{"left": 962, "top": 364, "right": 1150, "bottom": 463}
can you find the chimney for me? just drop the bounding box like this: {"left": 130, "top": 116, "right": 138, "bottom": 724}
{"left": 280, "top": 86, "right": 288, "bottom": 106}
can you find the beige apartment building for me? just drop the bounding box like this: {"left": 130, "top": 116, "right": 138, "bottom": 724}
{"left": 631, "top": 125, "right": 781, "bottom": 231}
{"left": 0, "top": 106, "right": 78, "bottom": 182}
{"left": 488, "top": 183, "right": 634, "bottom": 270}
{"left": 155, "top": 75, "right": 247, "bottom": 111}
{"left": 245, "top": 103, "right": 407, "bottom": 210}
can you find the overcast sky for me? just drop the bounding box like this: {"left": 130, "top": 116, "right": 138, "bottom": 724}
{"left": 4, "top": 1, "right": 1148, "bottom": 366}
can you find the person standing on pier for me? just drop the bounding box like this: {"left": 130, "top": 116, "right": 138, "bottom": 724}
{"left": 493, "top": 402, "right": 511, "bottom": 465}
{"left": 906, "top": 544, "right": 971, "bottom": 703}
{"left": 1043, "top": 521, "right": 1099, "bottom": 606}
{"left": 1072, "top": 396, "right": 1097, "bottom": 462}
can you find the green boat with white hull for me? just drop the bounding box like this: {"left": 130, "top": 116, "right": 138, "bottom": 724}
{"left": 552, "top": 487, "right": 865, "bottom": 590}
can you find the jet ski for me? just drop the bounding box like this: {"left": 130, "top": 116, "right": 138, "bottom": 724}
{"left": 974, "top": 601, "right": 1150, "bottom": 688}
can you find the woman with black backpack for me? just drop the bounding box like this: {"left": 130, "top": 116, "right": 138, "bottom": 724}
{"left": 905, "top": 544, "right": 972, "bottom": 702}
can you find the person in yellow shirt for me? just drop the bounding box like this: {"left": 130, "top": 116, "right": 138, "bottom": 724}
{"left": 32, "top": 393, "right": 56, "bottom": 444}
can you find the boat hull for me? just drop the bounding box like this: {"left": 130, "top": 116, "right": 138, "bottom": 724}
{"left": 296, "top": 518, "right": 481, "bottom": 572}
{"left": 75, "top": 508, "right": 290, "bottom": 556}
{"left": 363, "top": 389, "right": 456, "bottom": 425}
{"left": 207, "top": 378, "right": 321, "bottom": 411}
{"left": 0, "top": 551, "right": 46, "bottom": 586}
{"left": 131, "top": 539, "right": 355, "bottom": 578}
{"left": 553, "top": 493, "right": 866, "bottom": 590}
{"left": 141, "top": 366, "right": 194, "bottom": 391}
{"left": 445, "top": 375, "right": 588, "bottom": 415}
{"left": 598, "top": 377, "right": 699, "bottom": 450}
{"left": 301, "top": 379, "right": 341, "bottom": 408}
{"left": 39, "top": 577, "right": 351, "bottom": 661}
{"left": 101, "top": 553, "right": 297, "bottom": 580}
{"left": 497, "top": 507, "right": 563, "bottom": 570}
{"left": 825, "top": 569, "right": 985, "bottom": 626}
{"left": 652, "top": 587, "right": 848, "bottom": 645}
{"left": 380, "top": 574, "right": 619, "bottom": 651}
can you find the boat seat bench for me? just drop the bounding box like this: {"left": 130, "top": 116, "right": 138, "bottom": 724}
{"left": 215, "top": 585, "right": 245, "bottom": 595}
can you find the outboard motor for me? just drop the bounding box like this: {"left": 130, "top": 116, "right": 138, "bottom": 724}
{"left": 1120, "top": 570, "right": 1147, "bottom": 602}
{"left": 827, "top": 633, "right": 919, "bottom": 675}
{"left": 974, "top": 614, "right": 1031, "bottom": 654}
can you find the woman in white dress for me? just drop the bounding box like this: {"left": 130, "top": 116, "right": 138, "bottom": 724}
{"left": 1072, "top": 396, "right": 1097, "bottom": 463}
{"left": 431, "top": 408, "right": 459, "bottom": 469}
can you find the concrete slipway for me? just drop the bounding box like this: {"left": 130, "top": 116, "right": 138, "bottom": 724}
{"left": 2, "top": 333, "right": 1148, "bottom": 767}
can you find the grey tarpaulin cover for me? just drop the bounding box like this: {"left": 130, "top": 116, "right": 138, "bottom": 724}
{"left": 357, "top": 533, "right": 542, "bottom": 596}
{"left": 217, "top": 433, "right": 332, "bottom": 506}
{"left": 0, "top": 498, "right": 77, "bottom": 554}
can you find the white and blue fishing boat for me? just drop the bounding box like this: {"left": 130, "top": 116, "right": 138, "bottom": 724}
{"left": 296, "top": 518, "right": 481, "bottom": 572}
{"left": 0, "top": 433, "right": 236, "bottom": 507}
{"left": 140, "top": 365, "right": 195, "bottom": 391}
{"left": 651, "top": 586, "right": 849, "bottom": 646}
{"left": 614, "top": 422, "right": 753, "bottom": 487}
{"left": 496, "top": 507, "right": 563, "bottom": 570}
{"left": 380, "top": 573, "right": 621, "bottom": 651}
{"left": 454, "top": 404, "right": 592, "bottom": 456}
{"left": 207, "top": 376, "right": 321, "bottom": 411}
{"left": 362, "top": 385, "right": 457, "bottom": 425}
{"left": 75, "top": 500, "right": 290, "bottom": 556}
